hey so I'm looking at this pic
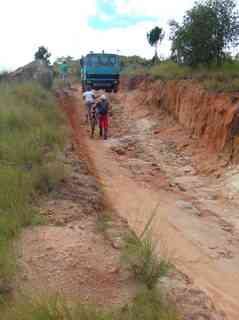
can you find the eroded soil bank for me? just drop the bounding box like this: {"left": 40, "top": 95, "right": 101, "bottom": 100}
{"left": 113, "top": 81, "right": 239, "bottom": 319}
{"left": 121, "top": 77, "right": 239, "bottom": 159}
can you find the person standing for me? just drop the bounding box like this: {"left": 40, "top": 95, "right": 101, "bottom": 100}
{"left": 83, "top": 86, "right": 96, "bottom": 123}
{"left": 96, "top": 95, "right": 109, "bottom": 140}
{"left": 59, "top": 60, "right": 69, "bottom": 86}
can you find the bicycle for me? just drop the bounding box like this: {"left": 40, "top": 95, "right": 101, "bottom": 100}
{"left": 88, "top": 105, "right": 98, "bottom": 138}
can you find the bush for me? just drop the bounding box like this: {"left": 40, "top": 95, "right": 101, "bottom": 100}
{"left": 119, "top": 288, "right": 179, "bottom": 320}
{"left": 122, "top": 233, "right": 170, "bottom": 289}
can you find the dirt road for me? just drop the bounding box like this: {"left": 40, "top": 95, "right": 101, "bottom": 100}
{"left": 68, "top": 88, "right": 239, "bottom": 319}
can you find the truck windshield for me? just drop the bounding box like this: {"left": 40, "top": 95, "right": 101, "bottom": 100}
{"left": 86, "top": 55, "right": 118, "bottom": 67}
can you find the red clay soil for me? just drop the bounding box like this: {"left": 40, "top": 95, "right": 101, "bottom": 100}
{"left": 62, "top": 86, "right": 239, "bottom": 319}
{"left": 121, "top": 77, "right": 239, "bottom": 156}
{"left": 58, "top": 89, "right": 232, "bottom": 319}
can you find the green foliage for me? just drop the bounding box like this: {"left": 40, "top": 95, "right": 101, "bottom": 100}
{"left": 0, "top": 82, "right": 66, "bottom": 282}
{"left": 121, "top": 58, "right": 239, "bottom": 92}
{"left": 2, "top": 296, "right": 113, "bottom": 320}
{"left": 1, "top": 291, "right": 179, "bottom": 320}
{"left": 147, "top": 27, "right": 164, "bottom": 61}
{"left": 122, "top": 233, "right": 171, "bottom": 289}
{"left": 120, "top": 55, "right": 151, "bottom": 71}
{"left": 170, "top": 0, "right": 239, "bottom": 66}
{"left": 120, "top": 288, "right": 179, "bottom": 320}
{"left": 149, "top": 61, "right": 191, "bottom": 80}
{"left": 31, "top": 213, "right": 48, "bottom": 226}
{"left": 35, "top": 46, "right": 51, "bottom": 65}
{"left": 96, "top": 212, "right": 112, "bottom": 233}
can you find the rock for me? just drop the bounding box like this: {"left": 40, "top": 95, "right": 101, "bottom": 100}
{"left": 113, "top": 147, "right": 126, "bottom": 155}
{"left": 8, "top": 60, "right": 53, "bottom": 89}
{"left": 109, "top": 267, "right": 120, "bottom": 274}
{"left": 176, "top": 200, "right": 194, "bottom": 210}
{"left": 226, "top": 173, "right": 239, "bottom": 193}
{"left": 181, "top": 165, "right": 196, "bottom": 175}
{"left": 154, "top": 129, "right": 161, "bottom": 135}
{"left": 174, "top": 176, "right": 204, "bottom": 191}
{"left": 176, "top": 200, "right": 201, "bottom": 216}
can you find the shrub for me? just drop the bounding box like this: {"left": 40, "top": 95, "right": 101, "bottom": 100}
{"left": 122, "top": 233, "right": 170, "bottom": 289}
{"left": 119, "top": 288, "right": 179, "bottom": 320}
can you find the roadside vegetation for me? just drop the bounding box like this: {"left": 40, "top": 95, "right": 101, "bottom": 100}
{"left": 122, "top": 0, "right": 239, "bottom": 93}
{"left": 1, "top": 288, "right": 179, "bottom": 320}
{"left": 0, "top": 82, "right": 66, "bottom": 286}
{"left": 121, "top": 59, "right": 239, "bottom": 92}
{"left": 122, "top": 232, "right": 170, "bottom": 290}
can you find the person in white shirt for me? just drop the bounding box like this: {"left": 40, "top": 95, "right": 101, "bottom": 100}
{"left": 83, "top": 86, "right": 96, "bottom": 123}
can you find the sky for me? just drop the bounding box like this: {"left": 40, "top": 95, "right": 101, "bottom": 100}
{"left": 0, "top": 0, "right": 236, "bottom": 70}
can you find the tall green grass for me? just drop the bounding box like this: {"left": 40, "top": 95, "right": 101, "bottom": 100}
{"left": 0, "top": 82, "right": 67, "bottom": 283}
{"left": 122, "top": 232, "right": 170, "bottom": 290}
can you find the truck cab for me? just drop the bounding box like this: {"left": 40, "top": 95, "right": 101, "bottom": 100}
{"left": 81, "top": 52, "right": 120, "bottom": 92}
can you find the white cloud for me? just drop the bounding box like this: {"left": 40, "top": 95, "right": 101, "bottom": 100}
{"left": 0, "top": 0, "right": 96, "bottom": 69}
{"left": 0, "top": 0, "right": 206, "bottom": 70}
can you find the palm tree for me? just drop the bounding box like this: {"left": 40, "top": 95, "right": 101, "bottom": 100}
{"left": 147, "top": 27, "right": 164, "bottom": 62}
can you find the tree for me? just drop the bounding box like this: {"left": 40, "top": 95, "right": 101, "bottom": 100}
{"left": 34, "top": 46, "right": 51, "bottom": 64}
{"left": 55, "top": 56, "right": 74, "bottom": 64}
{"left": 170, "top": 0, "right": 239, "bottom": 66}
{"left": 147, "top": 26, "right": 164, "bottom": 62}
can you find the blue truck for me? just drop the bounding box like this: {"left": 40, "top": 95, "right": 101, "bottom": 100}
{"left": 80, "top": 52, "right": 120, "bottom": 92}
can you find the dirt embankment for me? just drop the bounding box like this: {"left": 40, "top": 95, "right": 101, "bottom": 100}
{"left": 121, "top": 77, "right": 239, "bottom": 159}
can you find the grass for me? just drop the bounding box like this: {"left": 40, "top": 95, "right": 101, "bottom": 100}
{"left": 0, "top": 82, "right": 67, "bottom": 283}
{"left": 122, "top": 232, "right": 171, "bottom": 290}
{"left": 1, "top": 290, "right": 179, "bottom": 320}
{"left": 122, "top": 59, "right": 239, "bottom": 92}
{"left": 121, "top": 288, "right": 179, "bottom": 320}
{"left": 96, "top": 212, "right": 113, "bottom": 233}
{"left": 149, "top": 61, "right": 191, "bottom": 81}
{"left": 2, "top": 296, "right": 113, "bottom": 320}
